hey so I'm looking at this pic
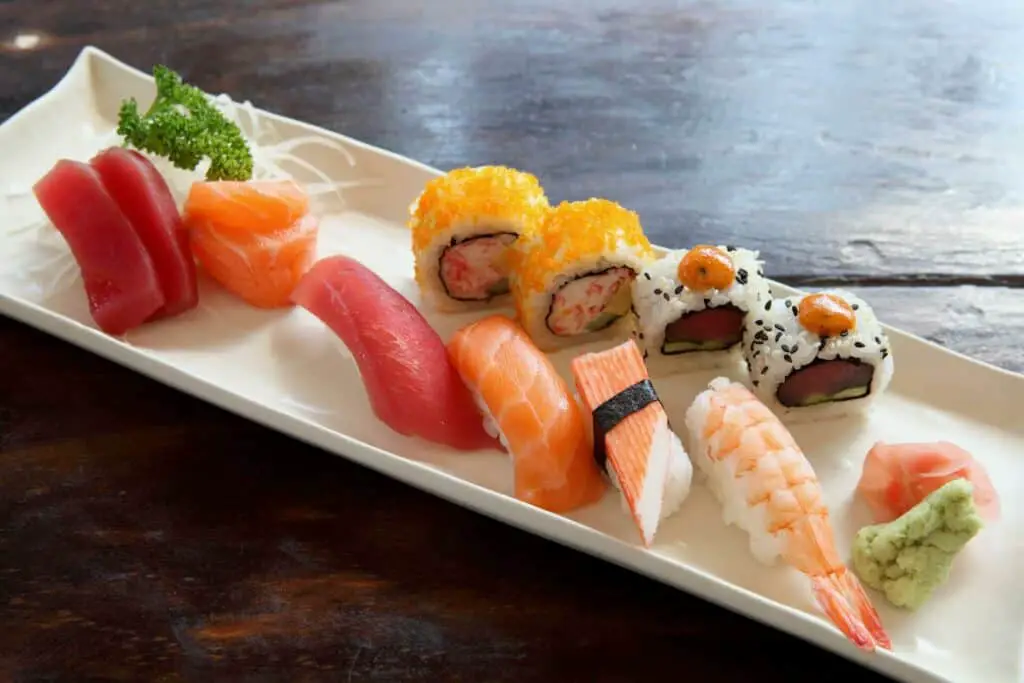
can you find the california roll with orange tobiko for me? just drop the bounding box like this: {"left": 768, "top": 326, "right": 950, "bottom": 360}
{"left": 509, "top": 198, "right": 655, "bottom": 352}
{"left": 409, "top": 166, "right": 549, "bottom": 313}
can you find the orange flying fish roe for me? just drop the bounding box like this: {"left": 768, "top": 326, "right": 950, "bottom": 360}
{"left": 509, "top": 198, "right": 655, "bottom": 305}
{"left": 408, "top": 165, "right": 548, "bottom": 250}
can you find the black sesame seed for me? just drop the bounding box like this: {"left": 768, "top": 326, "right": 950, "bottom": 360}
{"left": 752, "top": 350, "right": 760, "bottom": 357}
{"left": 765, "top": 300, "right": 773, "bottom": 311}
{"left": 663, "top": 292, "right": 671, "bottom": 302}
{"left": 881, "top": 349, "right": 889, "bottom": 358}
{"left": 852, "top": 304, "right": 859, "bottom": 310}
{"left": 784, "top": 299, "right": 791, "bottom": 308}
{"left": 752, "top": 379, "right": 759, "bottom": 387}
{"left": 774, "top": 324, "right": 785, "bottom": 332}
{"left": 736, "top": 268, "right": 748, "bottom": 285}
{"left": 675, "top": 286, "right": 684, "bottom": 295}
{"left": 781, "top": 344, "right": 790, "bottom": 353}
{"left": 775, "top": 332, "right": 782, "bottom": 342}
{"left": 790, "top": 344, "right": 799, "bottom": 354}
{"left": 638, "top": 333, "right": 644, "bottom": 340}
{"left": 654, "top": 288, "right": 662, "bottom": 295}
{"left": 755, "top": 330, "right": 768, "bottom": 341}
{"left": 755, "top": 319, "right": 764, "bottom": 326}
{"left": 643, "top": 272, "right": 651, "bottom": 280}
{"left": 791, "top": 306, "right": 798, "bottom": 316}
{"left": 854, "top": 341, "right": 865, "bottom": 348}
{"left": 757, "top": 268, "right": 764, "bottom": 276}
{"left": 761, "top": 366, "right": 768, "bottom": 375}
{"left": 643, "top": 350, "right": 649, "bottom": 359}
{"left": 783, "top": 354, "right": 792, "bottom": 363}
{"left": 450, "top": 236, "right": 458, "bottom": 246}
{"left": 726, "top": 245, "right": 737, "bottom": 252}
{"left": 875, "top": 336, "right": 881, "bottom": 344}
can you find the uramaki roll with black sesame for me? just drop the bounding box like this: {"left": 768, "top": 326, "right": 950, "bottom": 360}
{"left": 409, "top": 166, "right": 549, "bottom": 313}
{"left": 741, "top": 288, "right": 894, "bottom": 422}
{"left": 509, "top": 198, "right": 655, "bottom": 352}
{"left": 631, "top": 245, "right": 771, "bottom": 377}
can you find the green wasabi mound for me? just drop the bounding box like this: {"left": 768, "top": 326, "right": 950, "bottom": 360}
{"left": 851, "top": 478, "right": 983, "bottom": 610}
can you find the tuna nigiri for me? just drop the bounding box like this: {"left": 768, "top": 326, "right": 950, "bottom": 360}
{"left": 290, "top": 254, "right": 498, "bottom": 452}
{"left": 184, "top": 180, "right": 318, "bottom": 308}
{"left": 857, "top": 441, "right": 1000, "bottom": 523}
{"left": 447, "top": 315, "right": 607, "bottom": 513}
{"left": 571, "top": 339, "right": 692, "bottom": 546}
{"left": 685, "top": 377, "right": 891, "bottom": 652}
{"left": 90, "top": 147, "right": 198, "bottom": 317}
{"left": 32, "top": 159, "right": 165, "bottom": 335}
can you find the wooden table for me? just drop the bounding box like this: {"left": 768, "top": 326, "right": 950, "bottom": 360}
{"left": 2, "top": 1, "right": 1022, "bottom": 681}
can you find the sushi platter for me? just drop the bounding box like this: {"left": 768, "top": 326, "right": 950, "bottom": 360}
{"left": 2, "top": 47, "right": 1023, "bottom": 683}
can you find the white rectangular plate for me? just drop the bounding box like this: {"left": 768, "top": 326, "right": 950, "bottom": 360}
{"left": 2, "top": 47, "right": 1022, "bottom": 683}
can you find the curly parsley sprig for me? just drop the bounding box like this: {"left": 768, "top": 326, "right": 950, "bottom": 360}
{"left": 116, "top": 65, "right": 253, "bottom": 181}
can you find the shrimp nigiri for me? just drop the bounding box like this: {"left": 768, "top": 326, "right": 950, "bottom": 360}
{"left": 684, "top": 377, "right": 891, "bottom": 652}
{"left": 447, "top": 314, "right": 607, "bottom": 513}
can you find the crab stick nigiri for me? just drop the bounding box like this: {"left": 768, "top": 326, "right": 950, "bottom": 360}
{"left": 184, "top": 179, "right": 318, "bottom": 308}
{"left": 291, "top": 254, "right": 499, "bottom": 452}
{"left": 571, "top": 339, "right": 693, "bottom": 546}
{"left": 447, "top": 315, "right": 607, "bottom": 513}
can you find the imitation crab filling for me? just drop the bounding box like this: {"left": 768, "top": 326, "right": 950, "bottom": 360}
{"left": 661, "top": 304, "right": 745, "bottom": 354}
{"left": 546, "top": 266, "right": 635, "bottom": 336}
{"left": 776, "top": 358, "right": 875, "bottom": 407}
{"left": 438, "top": 232, "right": 518, "bottom": 301}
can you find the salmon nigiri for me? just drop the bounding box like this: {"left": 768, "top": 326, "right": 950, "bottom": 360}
{"left": 571, "top": 339, "right": 692, "bottom": 546}
{"left": 184, "top": 179, "right": 318, "bottom": 308}
{"left": 447, "top": 315, "right": 607, "bottom": 513}
{"left": 857, "top": 441, "right": 1000, "bottom": 523}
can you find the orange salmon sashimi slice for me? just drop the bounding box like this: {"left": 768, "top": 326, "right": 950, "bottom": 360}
{"left": 446, "top": 315, "right": 607, "bottom": 513}
{"left": 184, "top": 180, "right": 318, "bottom": 309}
{"left": 571, "top": 339, "right": 693, "bottom": 546}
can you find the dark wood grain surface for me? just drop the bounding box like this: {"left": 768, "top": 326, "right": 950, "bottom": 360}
{"left": 1, "top": 1, "right": 1022, "bottom": 681}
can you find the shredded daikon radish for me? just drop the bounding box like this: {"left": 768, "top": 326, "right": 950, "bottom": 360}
{"left": 3, "top": 89, "right": 377, "bottom": 300}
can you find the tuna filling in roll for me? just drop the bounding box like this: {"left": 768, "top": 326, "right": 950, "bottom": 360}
{"left": 661, "top": 304, "right": 745, "bottom": 354}
{"left": 439, "top": 232, "right": 519, "bottom": 301}
{"left": 546, "top": 266, "right": 636, "bottom": 336}
{"left": 776, "top": 358, "right": 875, "bottom": 407}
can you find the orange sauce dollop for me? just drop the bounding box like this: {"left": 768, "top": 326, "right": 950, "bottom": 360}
{"left": 676, "top": 245, "right": 735, "bottom": 292}
{"left": 797, "top": 293, "right": 856, "bottom": 336}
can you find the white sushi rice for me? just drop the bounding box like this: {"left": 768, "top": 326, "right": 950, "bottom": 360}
{"left": 741, "top": 288, "right": 894, "bottom": 423}
{"left": 604, "top": 414, "right": 694, "bottom": 544}
{"left": 683, "top": 376, "right": 787, "bottom": 566}
{"left": 411, "top": 217, "right": 526, "bottom": 313}
{"left": 515, "top": 241, "right": 653, "bottom": 353}
{"left": 632, "top": 246, "right": 770, "bottom": 378}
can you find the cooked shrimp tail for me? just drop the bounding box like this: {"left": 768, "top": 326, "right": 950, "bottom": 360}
{"left": 794, "top": 514, "right": 892, "bottom": 651}
{"left": 810, "top": 575, "right": 876, "bottom": 650}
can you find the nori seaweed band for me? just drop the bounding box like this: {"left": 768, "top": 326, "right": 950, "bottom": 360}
{"left": 591, "top": 378, "right": 659, "bottom": 470}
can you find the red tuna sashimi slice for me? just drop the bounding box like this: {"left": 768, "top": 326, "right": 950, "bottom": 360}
{"left": 32, "top": 160, "right": 164, "bottom": 336}
{"left": 857, "top": 440, "right": 1001, "bottom": 523}
{"left": 90, "top": 147, "right": 199, "bottom": 318}
{"left": 290, "top": 254, "right": 500, "bottom": 452}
